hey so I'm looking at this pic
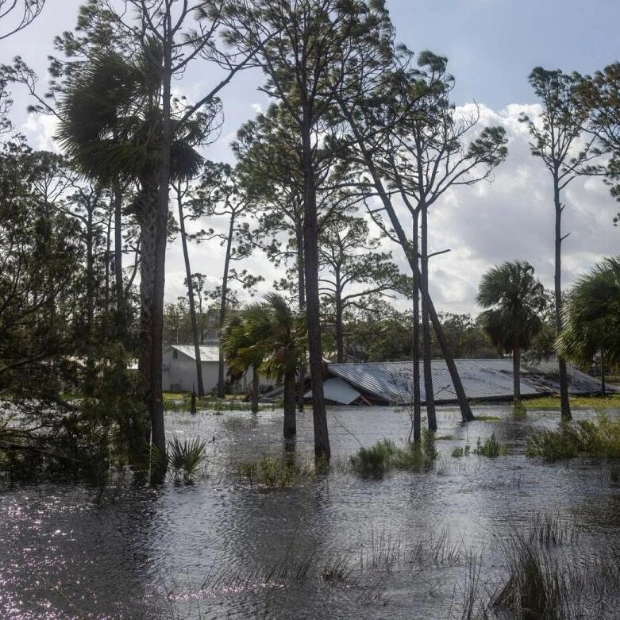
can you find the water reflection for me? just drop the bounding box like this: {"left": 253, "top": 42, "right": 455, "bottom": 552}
{"left": 1, "top": 404, "right": 620, "bottom": 618}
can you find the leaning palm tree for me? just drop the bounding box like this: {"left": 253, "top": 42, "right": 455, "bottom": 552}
{"left": 222, "top": 293, "right": 306, "bottom": 438}
{"left": 56, "top": 40, "right": 208, "bottom": 466}
{"left": 558, "top": 257, "right": 620, "bottom": 384}
{"left": 477, "top": 261, "right": 547, "bottom": 402}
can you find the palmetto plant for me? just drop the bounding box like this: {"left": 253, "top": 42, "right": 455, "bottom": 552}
{"left": 477, "top": 261, "right": 547, "bottom": 402}
{"left": 167, "top": 436, "right": 208, "bottom": 483}
{"left": 558, "top": 256, "right": 620, "bottom": 368}
{"left": 222, "top": 293, "right": 306, "bottom": 438}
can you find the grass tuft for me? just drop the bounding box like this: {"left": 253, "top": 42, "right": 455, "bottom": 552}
{"left": 473, "top": 433, "right": 506, "bottom": 457}
{"left": 526, "top": 414, "right": 620, "bottom": 461}
{"left": 350, "top": 430, "right": 437, "bottom": 478}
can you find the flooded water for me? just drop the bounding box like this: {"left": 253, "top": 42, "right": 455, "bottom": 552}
{"left": 2, "top": 404, "right": 620, "bottom": 619}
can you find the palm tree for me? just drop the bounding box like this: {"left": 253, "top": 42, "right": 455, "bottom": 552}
{"left": 476, "top": 261, "right": 547, "bottom": 402}
{"left": 56, "top": 40, "right": 206, "bottom": 466}
{"left": 558, "top": 257, "right": 620, "bottom": 386}
{"left": 222, "top": 293, "right": 306, "bottom": 439}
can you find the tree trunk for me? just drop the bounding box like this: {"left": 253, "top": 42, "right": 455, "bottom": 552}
{"left": 553, "top": 174, "right": 572, "bottom": 420}
{"left": 177, "top": 192, "right": 205, "bottom": 396}
{"left": 283, "top": 370, "right": 297, "bottom": 438}
{"left": 513, "top": 344, "right": 521, "bottom": 402}
{"left": 113, "top": 183, "right": 124, "bottom": 315}
{"left": 251, "top": 368, "right": 260, "bottom": 414}
{"left": 147, "top": 26, "right": 174, "bottom": 480}
{"left": 301, "top": 114, "right": 330, "bottom": 461}
{"left": 217, "top": 216, "right": 235, "bottom": 398}
{"left": 420, "top": 203, "right": 436, "bottom": 430}
{"left": 349, "top": 133, "right": 474, "bottom": 423}
{"left": 84, "top": 206, "right": 96, "bottom": 397}
{"left": 296, "top": 220, "right": 306, "bottom": 412}
{"left": 411, "top": 211, "right": 421, "bottom": 443}
{"left": 335, "top": 273, "right": 344, "bottom": 363}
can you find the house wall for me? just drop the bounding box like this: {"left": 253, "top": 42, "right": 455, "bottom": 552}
{"left": 162, "top": 348, "right": 253, "bottom": 394}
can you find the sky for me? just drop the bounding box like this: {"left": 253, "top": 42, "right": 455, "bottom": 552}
{"left": 2, "top": 0, "right": 620, "bottom": 317}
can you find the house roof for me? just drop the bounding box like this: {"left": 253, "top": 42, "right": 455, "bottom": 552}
{"left": 327, "top": 359, "right": 611, "bottom": 405}
{"left": 168, "top": 344, "right": 220, "bottom": 363}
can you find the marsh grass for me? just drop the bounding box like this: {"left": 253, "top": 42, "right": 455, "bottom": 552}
{"left": 455, "top": 512, "right": 617, "bottom": 620}
{"left": 526, "top": 414, "right": 620, "bottom": 461}
{"left": 524, "top": 394, "right": 620, "bottom": 410}
{"left": 350, "top": 430, "right": 437, "bottom": 478}
{"left": 491, "top": 533, "right": 568, "bottom": 620}
{"left": 473, "top": 433, "right": 507, "bottom": 457}
{"left": 236, "top": 455, "right": 313, "bottom": 488}
{"left": 321, "top": 556, "right": 355, "bottom": 583}
{"left": 452, "top": 445, "right": 471, "bottom": 458}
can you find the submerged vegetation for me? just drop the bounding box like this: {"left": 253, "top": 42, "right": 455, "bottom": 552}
{"left": 526, "top": 414, "right": 620, "bottom": 461}
{"left": 236, "top": 455, "right": 314, "bottom": 488}
{"left": 350, "top": 430, "right": 438, "bottom": 477}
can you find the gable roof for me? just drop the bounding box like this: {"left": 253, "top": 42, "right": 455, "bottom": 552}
{"left": 168, "top": 344, "right": 220, "bottom": 363}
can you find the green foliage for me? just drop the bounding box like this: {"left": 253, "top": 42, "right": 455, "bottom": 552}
{"left": 492, "top": 534, "right": 568, "bottom": 620}
{"left": 166, "top": 436, "right": 208, "bottom": 482}
{"left": 473, "top": 433, "right": 506, "bottom": 457}
{"left": 236, "top": 455, "right": 310, "bottom": 488}
{"left": 451, "top": 445, "right": 471, "bottom": 458}
{"left": 477, "top": 260, "right": 547, "bottom": 357}
{"left": 350, "top": 431, "right": 438, "bottom": 478}
{"left": 526, "top": 415, "right": 620, "bottom": 461}
{"left": 558, "top": 256, "right": 620, "bottom": 368}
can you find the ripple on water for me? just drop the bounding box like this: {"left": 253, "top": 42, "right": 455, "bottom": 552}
{"left": 2, "top": 404, "right": 620, "bottom": 618}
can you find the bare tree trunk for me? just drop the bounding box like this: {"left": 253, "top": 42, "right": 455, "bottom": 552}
{"left": 296, "top": 222, "right": 306, "bottom": 412}
{"left": 283, "top": 370, "right": 297, "bottom": 438}
{"left": 420, "top": 203, "right": 436, "bottom": 430}
{"left": 553, "top": 174, "right": 572, "bottom": 421}
{"left": 177, "top": 191, "right": 205, "bottom": 396}
{"left": 113, "top": 183, "right": 123, "bottom": 312}
{"left": 513, "top": 344, "right": 521, "bottom": 402}
{"left": 251, "top": 369, "right": 260, "bottom": 414}
{"left": 335, "top": 275, "right": 344, "bottom": 363}
{"left": 217, "top": 217, "right": 235, "bottom": 398}
{"left": 301, "top": 114, "right": 330, "bottom": 461}
{"left": 347, "top": 133, "right": 474, "bottom": 423}
{"left": 411, "top": 211, "right": 421, "bottom": 443}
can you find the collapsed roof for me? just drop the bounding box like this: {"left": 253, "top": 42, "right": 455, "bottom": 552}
{"left": 324, "top": 359, "right": 613, "bottom": 405}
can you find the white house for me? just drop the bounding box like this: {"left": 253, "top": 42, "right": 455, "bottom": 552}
{"left": 162, "top": 344, "right": 253, "bottom": 394}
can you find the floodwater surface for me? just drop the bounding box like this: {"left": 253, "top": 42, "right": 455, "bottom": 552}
{"left": 2, "top": 405, "right": 620, "bottom": 619}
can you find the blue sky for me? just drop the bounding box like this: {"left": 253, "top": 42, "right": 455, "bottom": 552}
{"left": 386, "top": 0, "right": 619, "bottom": 109}
{"left": 2, "top": 0, "right": 620, "bottom": 315}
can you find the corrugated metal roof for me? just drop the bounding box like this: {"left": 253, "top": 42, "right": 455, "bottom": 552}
{"left": 169, "top": 344, "right": 220, "bottom": 362}
{"left": 328, "top": 359, "right": 541, "bottom": 405}
{"left": 306, "top": 377, "right": 362, "bottom": 405}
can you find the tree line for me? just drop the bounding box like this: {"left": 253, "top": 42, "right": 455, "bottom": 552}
{"left": 1, "top": 0, "right": 619, "bottom": 481}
